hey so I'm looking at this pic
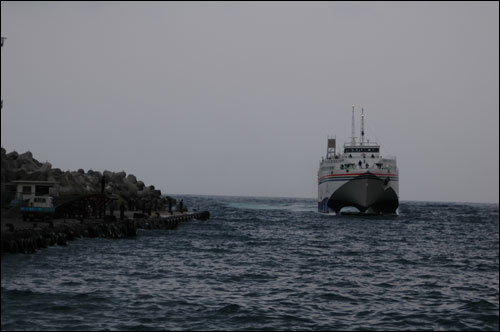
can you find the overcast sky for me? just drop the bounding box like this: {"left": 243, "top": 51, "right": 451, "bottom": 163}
{"left": 1, "top": 2, "right": 498, "bottom": 203}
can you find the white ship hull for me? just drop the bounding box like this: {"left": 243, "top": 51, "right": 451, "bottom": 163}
{"left": 318, "top": 171, "right": 399, "bottom": 214}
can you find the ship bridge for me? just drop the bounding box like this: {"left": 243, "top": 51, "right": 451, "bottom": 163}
{"left": 343, "top": 142, "right": 380, "bottom": 158}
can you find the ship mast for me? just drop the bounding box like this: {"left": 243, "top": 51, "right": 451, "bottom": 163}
{"left": 350, "top": 105, "right": 356, "bottom": 146}
{"left": 360, "top": 107, "right": 365, "bottom": 146}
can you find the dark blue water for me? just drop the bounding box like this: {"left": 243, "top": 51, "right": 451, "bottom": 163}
{"left": 2, "top": 196, "right": 499, "bottom": 331}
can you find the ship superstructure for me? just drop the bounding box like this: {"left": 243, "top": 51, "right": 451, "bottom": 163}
{"left": 318, "top": 106, "right": 399, "bottom": 214}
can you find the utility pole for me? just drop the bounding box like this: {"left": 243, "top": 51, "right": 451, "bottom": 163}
{"left": 1, "top": 36, "right": 5, "bottom": 109}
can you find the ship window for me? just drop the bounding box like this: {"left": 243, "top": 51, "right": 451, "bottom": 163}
{"left": 345, "top": 147, "right": 379, "bottom": 153}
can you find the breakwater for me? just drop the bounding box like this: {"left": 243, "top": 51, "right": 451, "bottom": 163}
{"left": 1, "top": 211, "right": 210, "bottom": 255}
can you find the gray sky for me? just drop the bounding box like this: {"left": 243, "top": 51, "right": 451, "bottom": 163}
{"left": 1, "top": 2, "right": 499, "bottom": 203}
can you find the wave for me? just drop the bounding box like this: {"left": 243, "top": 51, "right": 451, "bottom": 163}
{"left": 2, "top": 196, "right": 498, "bottom": 331}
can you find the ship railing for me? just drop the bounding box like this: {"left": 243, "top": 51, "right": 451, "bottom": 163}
{"left": 337, "top": 154, "right": 397, "bottom": 161}
{"left": 344, "top": 165, "right": 397, "bottom": 171}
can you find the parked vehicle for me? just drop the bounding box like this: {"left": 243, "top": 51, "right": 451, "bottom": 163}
{"left": 20, "top": 196, "right": 55, "bottom": 221}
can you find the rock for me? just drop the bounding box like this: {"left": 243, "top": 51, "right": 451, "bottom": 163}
{"left": 125, "top": 174, "right": 137, "bottom": 184}
{"left": 90, "top": 170, "right": 102, "bottom": 178}
{"left": 32, "top": 158, "right": 43, "bottom": 168}
{"left": 14, "top": 169, "right": 28, "bottom": 180}
{"left": 103, "top": 170, "right": 114, "bottom": 181}
{"left": 18, "top": 151, "right": 34, "bottom": 162}
{"left": 20, "top": 162, "right": 38, "bottom": 173}
{"left": 25, "top": 171, "right": 48, "bottom": 181}
{"left": 115, "top": 171, "right": 126, "bottom": 179}
{"left": 18, "top": 151, "right": 39, "bottom": 172}
{"left": 137, "top": 189, "right": 149, "bottom": 198}
{"left": 6, "top": 151, "right": 19, "bottom": 160}
{"left": 111, "top": 172, "right": 125, "bottom": 184}
{"left": 39, "top": 162, "right": 52, "bottom": 173}
{"left": 136, "top": 181, "right": 145, "bottom": 190}
{"left": 122, "top": 182, "right": 138, "bottom": 197}
{"left": 73, "top": 173, "right": 87, "bottom": 186}
{"left": 126, "top": 174, "right": 137, "bottom": 184}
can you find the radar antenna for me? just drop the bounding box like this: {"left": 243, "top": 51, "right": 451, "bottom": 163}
{"left": 361, "top": 107, "right": 365, "bottom": 145}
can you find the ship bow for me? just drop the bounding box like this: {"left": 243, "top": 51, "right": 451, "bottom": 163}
{"left": 328, "top": 172, "right": 398, "bottom": 214}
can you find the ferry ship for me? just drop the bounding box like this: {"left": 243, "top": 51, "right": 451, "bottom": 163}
{"left": 318, "top": 106, "right": 399, "bottom": 214}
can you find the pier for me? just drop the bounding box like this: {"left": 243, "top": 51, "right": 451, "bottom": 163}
{"left": 1, "top": 210, "right": 210, "bottom": 255}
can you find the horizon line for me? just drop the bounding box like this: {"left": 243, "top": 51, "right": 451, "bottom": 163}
{"left": 164, "top": 193, "right": 500, "bottom": 205}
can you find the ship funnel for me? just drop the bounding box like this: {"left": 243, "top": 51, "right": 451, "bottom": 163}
{"left": 327, "top": 137, "right": 336, "bottom": 159}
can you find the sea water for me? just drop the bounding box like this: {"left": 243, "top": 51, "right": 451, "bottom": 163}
{"left": 1, "top": 196, "right": 499, "bottom": 330}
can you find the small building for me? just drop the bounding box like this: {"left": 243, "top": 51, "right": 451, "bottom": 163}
{"left": 11, "top": 180, "right": 59, "bottom": 200}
